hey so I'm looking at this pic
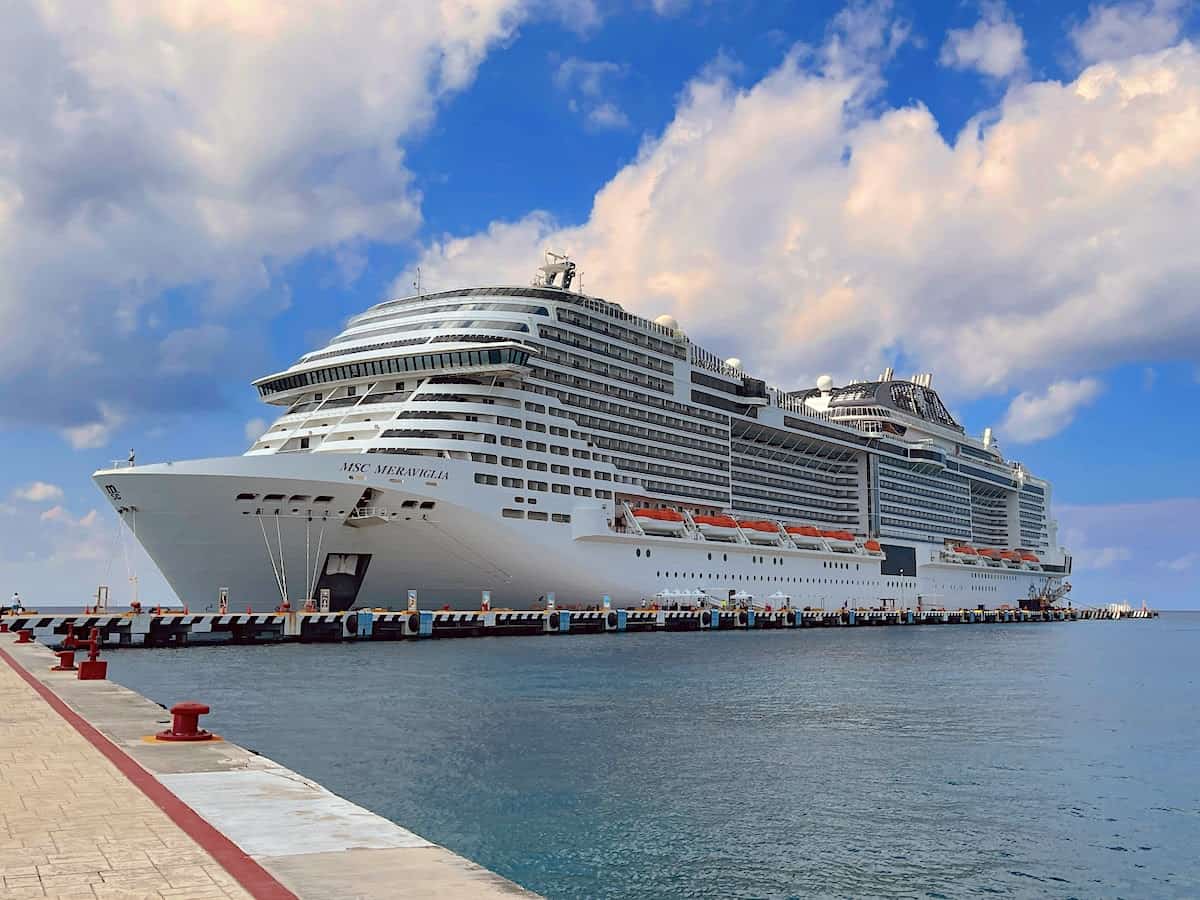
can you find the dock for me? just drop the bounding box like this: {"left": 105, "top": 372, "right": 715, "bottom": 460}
{"left": 1, "top": 603, "right": 1155, "bottom": 650}
{"left": 0, "top": 631, "right": 536, "bottom": 899}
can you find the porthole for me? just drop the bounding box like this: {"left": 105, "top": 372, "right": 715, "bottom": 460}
{"left": 636, "top": 548, "right": 641, "bottom": 558}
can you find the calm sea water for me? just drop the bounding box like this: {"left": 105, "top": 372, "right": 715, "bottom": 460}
{"left": 106, "top": 614, "right": 1200, "bottom": 899}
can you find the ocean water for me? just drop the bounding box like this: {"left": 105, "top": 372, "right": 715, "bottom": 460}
{"left": 106, "top": 614, "right": 1200, "bottom": 899}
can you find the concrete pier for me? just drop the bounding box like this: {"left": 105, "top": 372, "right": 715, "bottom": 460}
{"left": 0, "top": 633, "right": 535, "bottom": 899}
{"left": 0, "top": 603, "right": 1153, "bottom": 650}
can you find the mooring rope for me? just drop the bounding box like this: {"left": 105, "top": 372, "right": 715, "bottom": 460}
{"left": 257, "top": 515, "right": 285, "bottom": 602}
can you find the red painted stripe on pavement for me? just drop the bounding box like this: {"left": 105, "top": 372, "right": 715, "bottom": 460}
{"left": 0, "top": 643, "right": 296, "bottom": 900}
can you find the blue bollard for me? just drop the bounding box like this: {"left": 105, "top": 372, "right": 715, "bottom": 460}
{"left": 616, "top": 609, "right": 627, "bottom": 631}
{"left": 357, "top": 611, "right": 374, "bottom": 638}
{"left": 558, "top": 610, "right": 570, "bottom": 633}
{"left": 746, "top": 610, "right": 755, "bottom": 629}
{"left": 418, "top": 611, "right": 433, "bottom": 637}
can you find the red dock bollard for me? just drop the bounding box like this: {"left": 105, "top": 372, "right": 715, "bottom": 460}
{"left": 51, "top": 650, "right": 77, "bottom": 671}
{"left": 155, "top": 703, "right": 217, "bottom": 742}
{"left": 77, "top": 628, "right": 107, "bottom": 680}
{"left": 16, "top": 629, "right": 33, "bottom": 644}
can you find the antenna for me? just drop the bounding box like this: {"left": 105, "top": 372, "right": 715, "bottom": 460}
{"left": 413, "top": 267, "right": 422, "bottom": 297}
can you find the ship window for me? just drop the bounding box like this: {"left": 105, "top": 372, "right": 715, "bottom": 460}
{"left": 263, "top": 494, "right": 285, "bottom": 501}
{"left": 528, "top": 481, "right": 548, "bottom": 491}
{"left": 502, "top": 508, "right": 524, "bottom": 518}
{"left": 314, "top": 495, "right": 334, "bottom": 502}
{"left": 299, "top": 437, "right": 310, "bottom": 449}
{"left": 475, "top": 474, "right": 498, "bottom": 486}
{"left": 502, "top": 477, "right": 524, "bottom": 489}
{"left": 419, "top": 501, "right": 435, "bottom": 509}
{"left": 552, "top": 484, "right": 569, "bottom": 494}
{"left": 401, "top": 500, "right": 418, "bottom": 508}
{"left": 528, "top": 511, "right": 548, "bottom": 521}
{"left": 287, "top": 495, "right": 310, "bottom": 502}
{"left": 552, "top": 513, "right": 571, "bottom": 523}
{"left": 236, "top": 493, "right": 257, "bottom": 501}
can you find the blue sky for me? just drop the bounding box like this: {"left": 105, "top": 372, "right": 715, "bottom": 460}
{"left": 1, "top": 0, "right": 1197, "bottom": 608}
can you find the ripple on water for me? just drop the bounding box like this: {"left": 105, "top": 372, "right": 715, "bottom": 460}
{"left": 104, "top": 614, "right": 1200, "bottom": 899}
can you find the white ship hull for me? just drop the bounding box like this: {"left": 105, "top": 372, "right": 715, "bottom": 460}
{"left": 94, "top": 454, "right": 1060, "bottom": 613}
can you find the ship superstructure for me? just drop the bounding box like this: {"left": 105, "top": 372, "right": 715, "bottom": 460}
{"left": 94, "top": 254, "right": 1071, "bottom": 611}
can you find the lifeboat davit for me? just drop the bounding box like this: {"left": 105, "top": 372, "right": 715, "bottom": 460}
{"left": 820, "top": 529, "right": 857, "bottom": 552}
{"left": 738, "top": 520, "right": 782, "bottom": 545}
{"left": 785, "top": 525, "right": 824, "bottom": 548}
{"left": 863, "top": 539, "right": 883, "bottom": 555}
{"left": 631, "top": 507, "right": 686, "bottom": 536}
{"left": 694, "top": 514, "right": 740, "bottom": 541}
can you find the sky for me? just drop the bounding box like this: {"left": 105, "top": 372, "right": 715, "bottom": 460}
{"left": 1, "top": 0, "right": 1197, "bottom": 609}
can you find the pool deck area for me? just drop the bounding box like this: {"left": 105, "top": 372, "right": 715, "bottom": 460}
{"left": 0, "top": 632, "right": 536, "bottom": 899}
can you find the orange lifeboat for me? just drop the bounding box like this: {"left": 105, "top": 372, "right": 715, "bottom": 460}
{"left": 863, "top": 539, "right": 883, "bottom": 555}
{"left": 820, "top": 529, "right": 856, "bottom": 551}
{"left": 694, "top": 514, "right": 739, "bottom": 541}
{"left": 953, "top": 545, "right": 978, "bottom": 556}
{"left": 977, "top": 548, "right": 1003, "bottom": 565}
{"left": 1020, "top": 552, "right": 1040, "bottom": 564}
{"left": 738, "top": 520, "right": 782, "bottom": 544}
{"left": 632, "top": 507, "right": 686, "bottom": 536}
{"left": 999, "top": 550, "right": 1022, "bottom": 567}
{"left": 786, "top": 524, "right": 824, "bottom": 548}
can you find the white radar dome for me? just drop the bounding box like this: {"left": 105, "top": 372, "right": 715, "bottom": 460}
{"left": 654, "top": 314, "right": 679, "bottom": 331}
{"left": 816, "top": 374, "right": 834, "bottom": 393}
{"left": 725, "top": 357, "right": 743, "bottom": 370}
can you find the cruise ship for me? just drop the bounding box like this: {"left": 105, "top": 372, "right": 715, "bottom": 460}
{"left": 94, "top": 253, "right": 1071, "bottom": 612}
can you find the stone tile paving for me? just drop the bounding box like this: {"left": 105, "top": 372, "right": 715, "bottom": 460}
{"left": 0, "top": 654, "right": 251, "bottom": 900}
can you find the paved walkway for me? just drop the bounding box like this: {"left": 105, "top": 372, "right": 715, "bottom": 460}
{"left": 0, "top": 634, "right": 535, "bottom": 900}
{"left": 0, "top": 646, "right": 251, "bottom": 899}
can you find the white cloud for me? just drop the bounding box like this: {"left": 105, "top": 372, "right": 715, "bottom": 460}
{"left": 1000, "top": 377, "right": 1103, "bottom": 443}
{"left": 0, "top": 0, "right": 537, "bottom": 436}
{"left": 939, "top": 1, "right": 1028, "bottom": 79}
{"left": 587, "top": 103, "right": 632, "bottom": 130}
{"left": 1158, "top": 551, "right": 1197, "bottom": 572}
{"left": 158, "top": 325, "right": 231, "bottom": 376}
{"left": 650, "top": 0, "right": 692, "bottom": 15}
{"left": 39, "top": 505, "right": 98, "bottom": 528}
{"left": 12, "top": 481, "right": 64, "bottom": 503}
{"left": 244, "top": 417, "right": 269, "bottom": 444}
{"left": 402, "top": 26, "right": 1200, "bottom": 404}
{"left": 554, "top": 57, "right": 631, "bottom": 130}
{"left": 1071, "top": 0, "right": 1187, "bottom": 64}
{"left": 60, "top": 404, "right": 127, "bottom": 450}
{"left": 1072, "top": 543, "right": 1132, "bottom": 569}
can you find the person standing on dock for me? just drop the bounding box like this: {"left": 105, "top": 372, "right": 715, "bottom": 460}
{"left": 128, "top": 448, "right": 136, "bottom": 466}
{"left": 9, "top": 591, "right": 23, "bottom": 614}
